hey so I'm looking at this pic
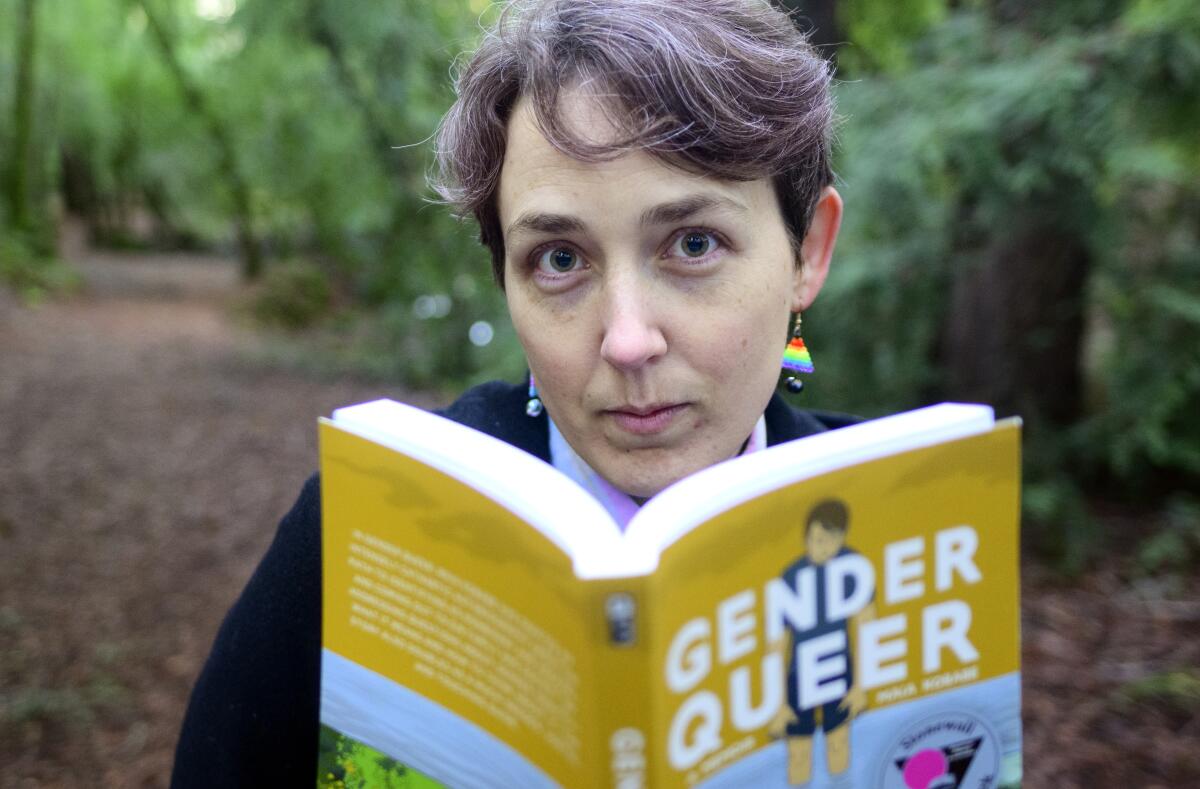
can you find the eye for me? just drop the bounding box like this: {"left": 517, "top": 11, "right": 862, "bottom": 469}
{"left": 669, "top": 230, "right": 721, "bottom": 260}
{"left": 534, "top": 246, "right": 582, "bottom": 274}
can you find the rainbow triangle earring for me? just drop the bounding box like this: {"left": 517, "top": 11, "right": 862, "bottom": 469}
{"left": 782, "top": 313, "right": 814, "bottom": 393}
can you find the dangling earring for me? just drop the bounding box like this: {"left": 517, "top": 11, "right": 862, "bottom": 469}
{"left": 526, "top": 373, "right": 544, "bottom": 417}
{"left": 782, "top": 313, "right": 814, "bottom": 394}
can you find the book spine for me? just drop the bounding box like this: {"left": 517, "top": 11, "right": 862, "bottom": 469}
{"left": 589, "top": 577, "right": 655, "bottom": 789}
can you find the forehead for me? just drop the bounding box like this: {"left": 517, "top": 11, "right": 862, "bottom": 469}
{"left": 497, "top": 95, "right": 778, "bottom": 228}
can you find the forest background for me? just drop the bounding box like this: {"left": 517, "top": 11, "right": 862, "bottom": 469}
{"left": 1, "top": 0, "right": 1198, "bottom": 785}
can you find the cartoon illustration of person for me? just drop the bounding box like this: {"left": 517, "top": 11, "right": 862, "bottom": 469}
{"left": 770, "top": 498, "right": 875, "bottom": 785}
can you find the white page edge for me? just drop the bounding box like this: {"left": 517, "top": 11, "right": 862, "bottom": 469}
{"left": 615, "top": 403, "right": 997, "bottom": 577}
{"left": 326, "top": 400, "right": 622, "bottom": 574}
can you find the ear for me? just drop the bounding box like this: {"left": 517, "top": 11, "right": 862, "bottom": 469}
{"left": 791, "top": 186, "right": 843, "bottom": 312}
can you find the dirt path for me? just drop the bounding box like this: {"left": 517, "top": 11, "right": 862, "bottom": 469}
{"left": 1, "top": 246, "right": 1196, "bottom": 786}
{"left": 0, "top": 246, "right": 422, "bottom": 786}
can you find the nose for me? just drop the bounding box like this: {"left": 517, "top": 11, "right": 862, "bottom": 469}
{"left": 599, "top": 276, "right": 668, "bottom": 370}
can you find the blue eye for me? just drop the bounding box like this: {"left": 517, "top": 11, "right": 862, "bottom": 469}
{"left": 682, "top": 233, "right": 710, "bottom": 257}
{"left": 672, "top": 231, "right": 719, "bottom": 259}
{"left": 536, "top": 246, "right": 580, "bottom": 273}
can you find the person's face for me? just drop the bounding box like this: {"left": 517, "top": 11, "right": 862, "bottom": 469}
{"left": 805, "top": 523, "right": 843, "bottom": 564}
{"left": 498, "top": 96, "right": 838, "bottom": 498}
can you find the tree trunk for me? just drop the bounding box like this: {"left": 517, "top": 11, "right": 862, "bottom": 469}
{"left": 773, "top": 0, "right": 841, "bottom": 60}
{"left": 938, "top": 214, "right": 1091, "bottom": 427}
{"left": 59, "top": 149, "right": 99, "bottom": 229}
{"left": 137, "top": 0, "right": 263, "bottom": 279}
{"left": 7, "top": 0, "right": 38, "bottom": 233}
{"left": 938, "top": 0, "right": 1095, "bottom": 430}
{"left": 300, "top": 2, "right": 435, "bottom": 290}
{"left": 303, "top": 2, "right": 397, "bottom": 162}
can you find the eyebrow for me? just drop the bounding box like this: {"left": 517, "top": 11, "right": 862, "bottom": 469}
{"left": 639, "top": 194, "right": 749, "bottom": 227}
{"left": 504, "top": 194, "right": 749, "bottom": 240}
{"left": 505, "top": 212, "right": 587, "bottom": 239}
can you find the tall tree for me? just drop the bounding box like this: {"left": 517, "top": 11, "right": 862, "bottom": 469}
{"left": 933, "top": 2, "right": 1097, "bottom": 429}
{"left": 938, "top": 209, "right": 1092, "bottom": 425}
{"left": 7, "top": 0, "right": 39, "bottom": 233}
{"left": 136, "top": 0, "right": 263, "bottom": 279}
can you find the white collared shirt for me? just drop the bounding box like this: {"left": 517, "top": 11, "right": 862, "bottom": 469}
{"left": 547, "top": 415, "right": 768, "bottom": 530}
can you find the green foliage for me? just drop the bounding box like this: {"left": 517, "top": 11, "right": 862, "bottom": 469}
{"left": 1114, "top": 668, "right": 1200, "bottom": 716}
{"left": 0, "top": 0, "right": 525, "bottom": 381}
{"left": 0, "top": 230, "right": 79, "bottom": 303}
{"left": 1135, "top": 496, "right": 1200, "bottom": 576}
{"left": 838, "top": 0, "right": 948, "bottom": 74}
{"left": 317, "top": 725, "right": 446, "bottom": 789}
{"left": 1, "top": 674, "right": 130, "bottom": 730}
{"left": 2, "top": 686, "right": 95, "bottom": 728}
{"left": 1020, "top": 478, "right": 1095, "bottom": 575}
{"left": 816, "top": 14, "right": 1107, "bottom": 413}
{"left": 249, "top": 258, "right": 332, "bottom": 330}
{"left": 806, "top": 0, "right": 1200, "bottom": 565}
{"left": 1087, "top": 184, "right": 1200, "bottom": 482}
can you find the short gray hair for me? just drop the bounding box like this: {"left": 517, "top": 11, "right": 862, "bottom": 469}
{"left": 432, "top": 0, "right": 836, "bottom": 286}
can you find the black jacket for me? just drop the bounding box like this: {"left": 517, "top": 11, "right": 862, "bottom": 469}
{"left": 170, "top": 380, "right": 857, "bottom": 787}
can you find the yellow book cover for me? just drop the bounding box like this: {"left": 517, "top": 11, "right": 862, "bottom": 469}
{"left": 317, "top": 400, "right": 1021, "bottom": 789}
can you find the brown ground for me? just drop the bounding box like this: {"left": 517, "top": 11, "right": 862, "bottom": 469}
{"left": 1, "top": 244, "right": 1197, "bottom": 787}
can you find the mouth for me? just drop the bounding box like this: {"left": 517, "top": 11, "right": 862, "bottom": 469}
{"left": 604, "top": 403, "right": 688, "bottom": 436}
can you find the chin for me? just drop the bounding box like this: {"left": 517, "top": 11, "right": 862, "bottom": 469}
{"left": 604, "top": 457, "right": 701, "bottom": 501}
{"left": 622, "top": 480, "right": 667, "bottom": 501}
{"left": 598, "top": 469, "right": 660, "bottom": 500}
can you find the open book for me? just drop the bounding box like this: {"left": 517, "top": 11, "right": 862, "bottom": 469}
{"left": 317, "top": 401, "right": 1022, "bottom": 789}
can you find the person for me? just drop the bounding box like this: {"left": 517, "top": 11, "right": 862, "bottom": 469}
{"left": 771, "top": 498, "right": 875, "bottom": 785}
{"left": 170, "top": 0, "right": 854, "bottom": 784}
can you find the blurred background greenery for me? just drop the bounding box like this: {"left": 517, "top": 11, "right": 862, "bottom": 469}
{"left": 1, "top": 0, "right": 1197, "bottom": 573}
{"left": 3, "top": 2, "right": 1199, "bottom": 784}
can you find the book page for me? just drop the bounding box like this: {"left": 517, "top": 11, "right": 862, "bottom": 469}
{"left": 319, "top": 423, "right": 610, "bottom": 788}
{"left": 642, "top": 424, "right": 1022, "bottom": 789}
{"left": 329, "top": 400, "right": 623, "bottom": 577}
{"left": 626, "top": 404, "right": 997, "bottom": 574}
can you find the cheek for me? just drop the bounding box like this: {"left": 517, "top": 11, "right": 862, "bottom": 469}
{"left": 508, "top": 287, "right": 551, "bottom": 354}
{"left": 509, "top": 296, "right": 590, "bottom": 401}
{"left": 701, "top": 296, "right": 788, "bottom": 381}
